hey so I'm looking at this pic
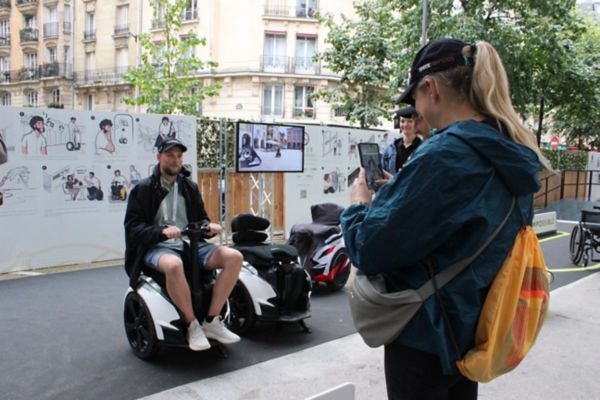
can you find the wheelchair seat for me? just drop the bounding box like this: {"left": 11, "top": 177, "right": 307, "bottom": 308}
{"left": 581, "top": 210, "right": 600, "bottom": 235}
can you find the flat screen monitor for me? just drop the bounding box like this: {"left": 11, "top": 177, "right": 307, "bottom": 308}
{"left": 236, "top": 122, "right": 305, "bottom": 173}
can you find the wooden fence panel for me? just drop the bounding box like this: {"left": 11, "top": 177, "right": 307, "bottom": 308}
{"left": 197, "top": 169, "right": 284, "bottom": 230}
{"left": 534, "top": 170, "right": 561, "bottom": 209}
{"left": 562, "top": 171, "right": 588, "bottom": 200}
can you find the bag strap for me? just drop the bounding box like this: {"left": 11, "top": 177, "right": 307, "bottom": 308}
{"left": 416, "top": 196, "right": 515, "bottom": 299}
{"left": 420, "top": 196, "right": 515, "bottom": 358}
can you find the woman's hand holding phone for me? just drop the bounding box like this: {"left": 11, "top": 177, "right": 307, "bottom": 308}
{"left": 350, "top": 168, "right": 373, "bottom": 206}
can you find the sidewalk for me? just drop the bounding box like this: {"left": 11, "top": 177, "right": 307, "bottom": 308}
{"left": 140, "top": 273, "right": 600, "bottom": 400}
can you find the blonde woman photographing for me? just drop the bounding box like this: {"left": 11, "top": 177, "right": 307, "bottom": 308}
{"left": 341, "top": 38, "right": 548, "bottom": 400}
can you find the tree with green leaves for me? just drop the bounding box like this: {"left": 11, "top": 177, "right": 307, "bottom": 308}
{"left": 123, "top": 0, "right": 220, "bottom": 116}
{"left": 552, "top": 21, "right": 600, "bottom": 149}
{"left": 317, "top": 0, "right": 595, "bottom": 136}
{"left": 316, "top": 2, "right": 398, "bottom": 128}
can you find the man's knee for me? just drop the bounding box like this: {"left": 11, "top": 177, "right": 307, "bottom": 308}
{"left": 158, "top": 254, "right": 185, "bottom": 277}
{"left": 210, "top": 247, "right": 243, "bottom": 271}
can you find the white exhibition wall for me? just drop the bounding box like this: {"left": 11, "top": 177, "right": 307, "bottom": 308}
{"left": 284, "top": 124, "right": 398, "bottom": 235}
{"left": 0, "top": 106, "right": 197, "bottom": 273}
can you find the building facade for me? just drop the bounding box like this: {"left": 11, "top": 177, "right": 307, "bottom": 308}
{"left": 1, "top": 0, "right": 357, "bottom": 125}
{"left": 0, "top": 0, "right": 74, "bottom": 109}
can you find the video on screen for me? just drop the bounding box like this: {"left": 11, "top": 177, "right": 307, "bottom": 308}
{"left": 236, "top": 122, "right": 305, "bottom": 173}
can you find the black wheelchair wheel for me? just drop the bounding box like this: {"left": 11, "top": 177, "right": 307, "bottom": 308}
{"left": 569, "top": 225, "right": 584, "bottom": 266}
{"left": 124, "top": 292, "right": 159, "bottom": 360}
{"left": 66, "top": 142, "right": 75, "bottom": 151}
{"left": 326, "top": 250, "right": 351, "bottom": 292}
{"left": 226, "top": 281, "right": 256, "bottom": 335}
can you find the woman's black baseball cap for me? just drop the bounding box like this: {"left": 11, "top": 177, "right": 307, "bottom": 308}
{"left": 396, "top": 38, "right": 474, "bottom": 106}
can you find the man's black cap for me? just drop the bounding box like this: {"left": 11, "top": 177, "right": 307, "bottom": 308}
{"left": 158, "top": 138, "right": 187, "bottom": 153}
{"left": 396, "top": 38, "right": 474, "bottom": 106}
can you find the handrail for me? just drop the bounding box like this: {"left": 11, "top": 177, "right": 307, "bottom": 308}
{"left": 535, "top": 169, "right": 600, "bottom": 208}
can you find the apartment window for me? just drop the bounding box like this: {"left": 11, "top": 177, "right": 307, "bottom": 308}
{"left": 25, "top": 52, "right": 37, "bottom": 69}
{"left": 263, "top": 33, "right": 287, "bottom": 72}
{"left": 262, "top": 84, "right": 284, "bottom": 117}
{"left": 25, "top": 15, "right": 37, "bottom": 29}
{"left": 85, "top": 51, "right": 95, "bottom": 72}
{"left": 1, "top": 92, "right": 10, "bottom": 106}
{"left": 50, "top": 88, "right": 60, "bottom": 105}
{"left": 183, "top": 0, "right": 198, "bottom": 20}
{"left": 116, "top": 5, "right": 129, "bottom": 33}
{"left": 294, "top": 85, "right": 314, "bottom": 118}
{"left": 64, "top": 45, "right": 70, "bottom": 64}
{"left": 43, "top": 7, "right": 58, "bottom": 37}
{"left": 85, "top": 12, "right": 95, "bottom": 39}
{"left": 46, "top": 7, "right": 57, "bottom": 22}
{"left": 295, "top": 36, "right": 316, "bottom": 73}
{"left": 26, "top": 90, "right": 38, "bottom": 107}
{"left": 63, "top": 5, "right": 72, "bottom": 33}
{"left": 0, "top": 56, "right": 9, "bottom": 72}
{"left": 86, "top": 94, "right": 94, "bottom": 111}
{"left": 116, "top": 48, "right": 128, "bottom": 74}
{"left": 190, "top": 87, "right": 202, "bottom": 115}
{"left": 0, "top": 57, "right": 9, "bottom": 83}
{"left": 0, "top": 19, "right": 9, "bottom": 42}
{"left": 46, "top": 47, "right": 56, "bottom": 63}
{"left": 296, "top": 0, "right": 317, "bottom": 17}
{"left": 183, "top": 43, "right": 196, "bottom": 60}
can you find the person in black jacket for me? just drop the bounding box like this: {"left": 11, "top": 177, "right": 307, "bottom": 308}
{"left": 124, "top": 138, "right": 242, "bottom": 351}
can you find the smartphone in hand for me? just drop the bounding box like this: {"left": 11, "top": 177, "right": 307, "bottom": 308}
{"left": 358, "top": 143, "right": 384, "bottom": 191}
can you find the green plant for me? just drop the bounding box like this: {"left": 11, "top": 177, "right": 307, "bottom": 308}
{"left": 541, "top": 149, "right": 588, "bottom": 170}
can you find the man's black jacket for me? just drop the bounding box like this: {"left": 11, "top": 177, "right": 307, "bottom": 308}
{"left": 124, "top": 164, "right": 209, "bottom": 287}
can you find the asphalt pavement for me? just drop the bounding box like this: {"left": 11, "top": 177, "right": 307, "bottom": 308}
{"left": 0, "top": 266, "right": 354, "bottom": 400}
{"left": 1, "top": 221, "right": 598, "bottom": 400}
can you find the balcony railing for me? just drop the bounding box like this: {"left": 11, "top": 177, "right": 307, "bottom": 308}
{"left": 12, "top": 63, "right": 73, "bottom": 81}
{"left": 182, "top": 9, "right": 198, "bottom": 21}
{"left": 83, "top": 30, "right": 96, "bottom": 41}
{"left": 0, "top": 70, "right": 12, "bottom": 83}
{"left": 20, "top": 28, "right": 39, "bottom": 42}
{"left": 43, "top": 22, "right": 59, "bottom": 38}
{"left": 113, "top": 24, "right": 129, "bottom": 36}
{"left": 292, "top": 56, "right": 320, "bottom": 74}
{"left": 0, "top": 34, "right": 10, "bottom": 46}
{"left": 151, "top": 19, "right": 165, "bottom": 29}
{"left": 264, "top": 1, "right": 319, "bottom": 18}
{"left": 18, "top": 66, "right": 40, "bottom": 80}
{"left": 294, "top": 107, "right": 315, "bottom": 118}
{"left": 73, "top": 66, "right": 133, "bottom": 85}
{"left": 261, "top": 55, "right": 290, "bottom": 73}
{"left": 259, "top": 55, "right": 321, "bottom": 75}
{"left": 16, "top": 0, "right": 38, "bottom": 13}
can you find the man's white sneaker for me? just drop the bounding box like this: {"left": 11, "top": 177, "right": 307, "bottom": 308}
{"left": 187, "top": 319, "right": 211, "bottom": 351}
{"left": 202, "top": 316, "right": 241, "bottom": 344}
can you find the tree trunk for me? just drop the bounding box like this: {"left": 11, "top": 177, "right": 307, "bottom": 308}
{"left": 537, "top": 97, "right": 544, "bottom": 147}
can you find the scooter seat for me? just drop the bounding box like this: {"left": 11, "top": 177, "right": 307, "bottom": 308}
{"left": 234, "top": 244, "right": 298, "bottom": 268}
{"left": 271, "top": 244, "right": 298, "bottom": 262}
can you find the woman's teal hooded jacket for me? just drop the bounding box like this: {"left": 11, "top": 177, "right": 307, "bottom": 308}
{"left": 341, "top": 120, "right": 541, "bottom": 375}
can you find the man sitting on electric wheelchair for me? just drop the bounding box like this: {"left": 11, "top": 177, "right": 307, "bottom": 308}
{"left": 124, "top": 138, "right": 243, "bottom": 351}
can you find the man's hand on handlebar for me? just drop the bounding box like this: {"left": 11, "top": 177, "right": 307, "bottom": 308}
{"left": 206, "top": 222, "right": 223, "bottom": 237}
{"left": 162, "top": 225, "right": 183, "bottom": 239}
